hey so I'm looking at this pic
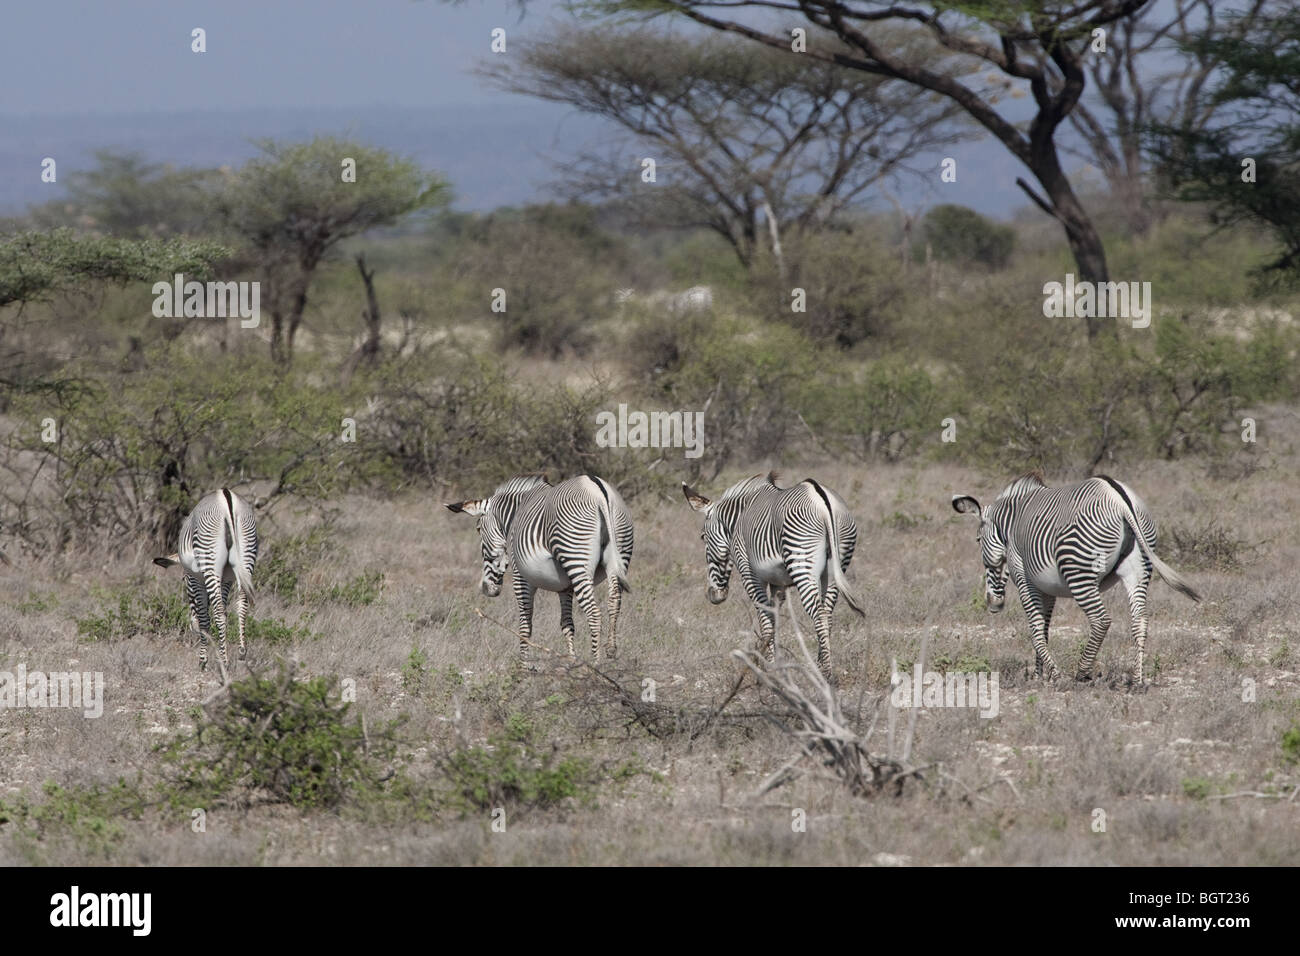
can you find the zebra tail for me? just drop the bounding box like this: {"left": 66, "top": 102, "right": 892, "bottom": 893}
{"left": 826, "top": 525, "right": 864, "bottom": 616}
{"left": 594, "top": 486, "right": 632, "bottom": 594}
{"left": 810, "top": 490, "right": 863, "bottom": 617}
{"left": 1103, "top": 480, "right": 1201, "bottom": 603}
{"left": 222, "top": 488, "right": 256, "bottom": 605}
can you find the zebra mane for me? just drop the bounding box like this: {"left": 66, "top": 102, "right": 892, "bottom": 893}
{"left": 997, "top": 470, "right": 1047, "bottom": 502}
{"left": 491, "top": 473, "right": 551, "bottom": 501}
{"left": 720, "top": 472, "right": 779, "bottom": 502}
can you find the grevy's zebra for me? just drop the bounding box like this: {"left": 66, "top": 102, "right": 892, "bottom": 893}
{"left": 683, "top": 473, "right": 864, "bottom": 676}
{"left": 447, "top": 474, "right": 633, "bottom": 665}
{"left": 952, "top": 473, "right": 1200, "bottom": 684}
{"left": 153, "top": 489, "right": 258, "bottom": 672}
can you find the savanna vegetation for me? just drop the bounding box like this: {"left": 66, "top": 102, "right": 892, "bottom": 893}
{"left": 2, "top": 2, "right": 1299, "bottom": 865}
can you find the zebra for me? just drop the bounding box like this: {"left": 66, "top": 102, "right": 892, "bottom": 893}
{"left": 952, "top": 472, "right": 1200, "bottom": 684}
{"left": 153, "top": 488, "right": 259, "bottom": 672}
{"left": 683, "top": 472, "right": 864, "bottom": 676}
{"left": 447, "top": 474, "right": 633, "bottom": 665}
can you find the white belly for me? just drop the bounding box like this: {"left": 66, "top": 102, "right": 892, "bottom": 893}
{"left": 517, "top": 552, "right": 572, "bottom": 592}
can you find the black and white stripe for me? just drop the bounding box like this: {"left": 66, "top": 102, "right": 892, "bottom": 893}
{"left": 448, "top": 474, "right": 634, "bottom": 664}
{"left": 154, "top": 488, "right": 258, "bottom": 672}
{"left": 684, "top": 472, "right": 863, "bottom": 676}
{"left": 953, "top": 473, "right": 1200, "bottom": 683}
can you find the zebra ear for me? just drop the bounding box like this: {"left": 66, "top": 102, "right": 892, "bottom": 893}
{"left": 446, "top": 500, "right": 487, "bottom": 516}
{"left": 153, "top": 554, "right": 180, "bottom": 569}
{"left": 682, "top": 483, "right": 711, "bottom": 513}
{"left": 951, "top": 495, "right": 982, "bottom": 516}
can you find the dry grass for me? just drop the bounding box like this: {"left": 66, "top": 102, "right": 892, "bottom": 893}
{"left": 2, "top": 445, "right": 1299, "bottom": 865}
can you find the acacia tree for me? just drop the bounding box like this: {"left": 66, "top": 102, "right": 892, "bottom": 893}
{"left": 1152, "top": 3, "right": 1300, "bottom": 281}
{"left": 217, "top": 136, "right": 448, "bottom": 364}
{"left": 29, "top": 150, "right": 223, "bottom": 239}
{"left": 481, "top": 25, "right": 971, "bottom": 272}
{"left": 519, "top": 0, "right": 1158, "bottom": 338}
{"left": 1063, "top": 0, "right": 1269, "bottom": 236}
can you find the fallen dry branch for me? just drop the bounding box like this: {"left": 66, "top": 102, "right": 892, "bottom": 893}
{"left": 732, "top": 603, "right": 927, "bottom": 799}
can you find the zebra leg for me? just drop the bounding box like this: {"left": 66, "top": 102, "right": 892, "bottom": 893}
{"left": 559, "top": 591, "right": 577, "bottom": 657}
{"left": 512, "top": 575, "right": 538, "bottom": 668}
{"left": 186, "top": 575, "right": 210, "bottom": 670}
{"left": 605, "top": 572, "right": 621, "bottom": 660}
{"left": 1015, "top": 579, "right": 1061, "bottom": 681}
{"left": 736, "top": 563, "right": 775, "bottom": 662}
{"left": 1034, "top": 595, "right": 1057, "bottom": 678}
{"left": 1117, "top": 550, "right": 1152, "bottom": 686}
{"left": 559, "top": 555, "right": 603, "bottom": 661}
{"left": 1065, "top": 568, "right": 1112, "bottom": 681}
{"left": 220, "top": 579, "right": 249, "bottom": 663}
{"left": 234, "top": 585, "right": 250, "bottom": 661}
{"left": 204, "top": 573, "right": 230, "bottom": 668}
{"left": 792, "top": 572, "right": 832, "bottom": 677}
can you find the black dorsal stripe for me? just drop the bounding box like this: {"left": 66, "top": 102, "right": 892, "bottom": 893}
{"left": 1096, "top": 474, "right": 1135, "bottom": 515}
{"left": 1096, "top": 475, "right": 1137, "bottom": 565}
{"left": 805, "top": 477, "right": 833, "bottom": 515}
{"left": 588, "top": 474, "right": 610, "bottom": 505}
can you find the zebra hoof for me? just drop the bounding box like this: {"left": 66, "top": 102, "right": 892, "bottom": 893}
{"left": 239, "top": 646, "right": 247, "bottom": 661}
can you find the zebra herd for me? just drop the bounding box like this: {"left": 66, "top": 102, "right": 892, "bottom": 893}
{"left": 155, "top": 470, "right": 1202, "bottom": 685}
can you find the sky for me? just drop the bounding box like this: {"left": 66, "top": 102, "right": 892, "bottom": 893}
{"left": 0, "top": 0, "right": 565, "bottom": 114}
{"left": 0, "top": 0, "right": 1120, "bottom": 217}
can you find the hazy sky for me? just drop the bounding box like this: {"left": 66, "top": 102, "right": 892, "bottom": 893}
{"left": 0, "top": 0, "right": 1118, "bottom": 216}
{"left": 0, "top": 0, "right": 576, "bottom": 115}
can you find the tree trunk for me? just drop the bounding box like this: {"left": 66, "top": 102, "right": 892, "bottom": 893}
{"left": 341, "top": 254, "right": 383, "bottom": 385}
{"left": 270, "top": 309, "right": 286, "bottom": 365}
{"left": 1019, "top": 140, "right": 1116, "bottom": 340}
{"left": 760, "top": 197, "right": 786, "bottom": 282}
{"left": 356, "top": 253, "right": 382, "bottom": 365}
{"left": 285, "top": 275, "right": 310, "bottom": 363}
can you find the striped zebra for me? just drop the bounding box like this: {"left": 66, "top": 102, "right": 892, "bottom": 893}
{"left": 952, "top": 473, "right": 1200, "bottom": 684}
{"left": 447, "top": 474, "right": 633, "bottom": 665}
{"left": 153, "top": 489, "right": 258, "bottom": 672}
{"left": 683, "top": 472, "right": 864, "bottom": 676}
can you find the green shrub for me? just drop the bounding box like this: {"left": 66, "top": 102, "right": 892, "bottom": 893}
{"left": 327, "top": 570, "right": 384, "bottom": 607}
{"left": 804, "top": 356, "right": 943, "bottom": 462}
{"left": 635, "top": 313, "right": 823, "bottom": 472}
{"left": 451, "top": 209, "right": 623, "bottom": 356}
{"left": 364, "top": 350, "right": 667, "bottom": 498}
{"left": 1282, "top": 722, "right": 1300, "bottom": 766}
{"left": 0, "top": 780, "right": 144, "bottom": 859}
{"left": 258, "top": 524, "right": 336, "bottom": 602}
{"left": 244, "top": 616, "right": 318, "bottom": 645}
{"left": 2, "top": 345, "right": 357, "bottom": 553}
{"left": 160, "top": 665, "right": 403, "bottom": 810}
{"left": 438, "top": 731, "right": 599, "bottom": 815}
{"left": 757, "top": 228, "right": 909, "bottom": 346}
{"left": 921, "top": 204, "right": 1016, "bottom": 271}
{"left": 402, "top": 644, "right": 429, "bottom": 696}
{"left": 76, "top": 588, "right": 188, "bottom": 642}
